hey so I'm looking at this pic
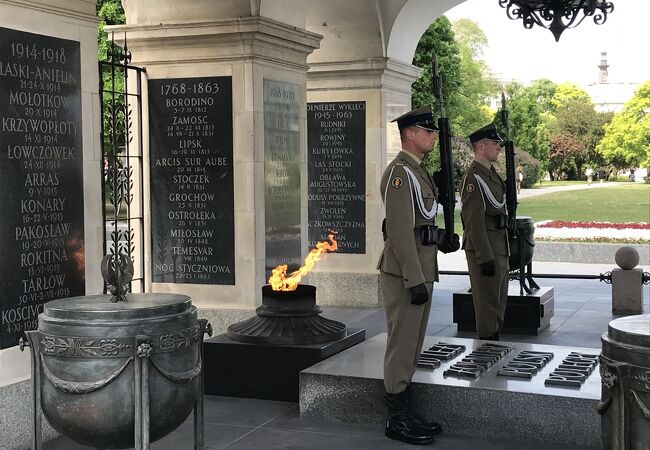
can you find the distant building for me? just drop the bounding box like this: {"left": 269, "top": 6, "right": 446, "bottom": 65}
{"left": 585, "top": 52, "right": 639, "bottom": 113}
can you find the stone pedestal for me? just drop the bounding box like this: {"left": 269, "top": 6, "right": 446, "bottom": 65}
{"left": 453, "top": 286, "right": 554, "bottom": 335}
{"left": 300, "top": 334, "right": 602, "bottom": 447}
{"left": 600, "top": 314, "right": 650, "bottom": 450}
{"left": 611, "top": 268, "right": 643, "bottom": 314}
{"left": 204, "top": 329, "right": 365, "bottom": 401}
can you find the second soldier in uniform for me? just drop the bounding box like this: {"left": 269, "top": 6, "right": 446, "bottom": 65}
{"left": 460, "top": 123, "right": 510, "bottom": 341}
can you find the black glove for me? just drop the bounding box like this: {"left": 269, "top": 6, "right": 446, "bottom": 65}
{"left": 437, "top": 230, "right": 461, "bottom": 254}
{"left": 410, "top": 283, "right": 429, "bottom": 305}
{"left": 480, "top": 260, "right": 496, "bottom": 277}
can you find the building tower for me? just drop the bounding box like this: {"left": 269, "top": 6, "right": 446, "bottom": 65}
{"left": 598, "top": 51, "right": 609, "bottom": 83}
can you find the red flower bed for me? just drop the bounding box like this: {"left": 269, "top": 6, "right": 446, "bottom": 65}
{"left": 537, "top": 220, "right": 650, "bottom": 230}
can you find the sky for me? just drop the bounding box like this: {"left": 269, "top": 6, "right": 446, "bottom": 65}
{"left": 444, "top": 0, "right": 650, "bottom": 89}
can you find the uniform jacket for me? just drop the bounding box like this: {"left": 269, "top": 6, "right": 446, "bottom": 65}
{"left": 460, "top": 160, "right": 510, "bottom": 264}
{"left": 377, "top": 151, "right": 439, "bottom": 288}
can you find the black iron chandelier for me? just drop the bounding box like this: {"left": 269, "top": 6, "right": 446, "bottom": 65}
{"left": 498, "top": 0, "right": 615, "bottom": 41}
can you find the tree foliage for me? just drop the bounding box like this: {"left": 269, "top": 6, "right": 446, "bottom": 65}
{"left": 596, "top": 80, "right": 650, "bottom": 170}
{"left": 550, "top": 86, "right": 612, "bottom": 176}
{"left": 451, "top": 19, "right": 499, "bottom": 135}
{"left": 411, "top": 16, "right": 461, "bottom": 121}
{"left": 550, "top": 82, "right": 591, "bottom": 112}
{"left": 96, "top": 0, "right": 127, "bottom": 162}
{"left": 97, "top": 0, "right": 126, "bottom": 61}
{"left": 505, "top": 80, "right": 556, "bottom": 172}
{"left": 548, "top": 134, "right": 586, "bottom": 180}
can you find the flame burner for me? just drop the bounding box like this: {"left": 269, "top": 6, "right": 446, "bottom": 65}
{"left": 227, "top": 285, "right": 346, "bottom": 345}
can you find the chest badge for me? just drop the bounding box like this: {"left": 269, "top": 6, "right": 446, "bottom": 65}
{"left": 391, "top": 176, "right": 403, "bottom": 189}
{"left": 466, "top": 183, "right": 475, "bottom": 193}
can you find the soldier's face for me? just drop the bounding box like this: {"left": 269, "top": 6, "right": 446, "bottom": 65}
{"left": 482, "top": 139, "right": 501, "bottom": 162}
{"left": 412, "top": 127, "right": 438, "bottom": 154}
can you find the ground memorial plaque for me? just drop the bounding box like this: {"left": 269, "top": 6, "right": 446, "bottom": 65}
{"left": 264, "top": 79, "right": 301, "bottom": 275}
{"left": 307, "top": 102, "right": 365, "bottom": 253}
{"left": 0, "top": 28, "right": 85, "bottom": 349}
{"left": 149, "top": 76, "right": 234, "bottom": 285}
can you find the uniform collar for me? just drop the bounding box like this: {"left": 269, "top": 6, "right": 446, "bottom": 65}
{"left": 474, "top": 158, "right": 492, "bottom": 171}
{"left": 400, "top": 149, "right": 422, "bottom": 166}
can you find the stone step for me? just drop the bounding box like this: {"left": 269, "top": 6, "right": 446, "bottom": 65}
{"left": 300, "top": 334, "right": 602, "bottom": 447}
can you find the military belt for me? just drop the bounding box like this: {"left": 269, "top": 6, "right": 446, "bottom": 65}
{"left": 419, "top": 225, "right": 440, "bottom": 246}
{"left": 488, "top": 214, "right": 508, "bottom": 230}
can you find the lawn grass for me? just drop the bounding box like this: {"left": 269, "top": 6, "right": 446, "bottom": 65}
{"left": 529, "top": 180, "right": 587, "bottom": 189}
{"left": 517, "top": 183, "right": 650, "bottom": 223}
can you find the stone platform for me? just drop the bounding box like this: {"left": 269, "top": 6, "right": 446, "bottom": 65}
{"left": 204, "top": 328, "right": 365, "bottom": 402}
{"left": 300, "top": 334, "right": 602, "bottom": 447}
{"left": 453, "top": 285, "right": 554, "bottom": 335}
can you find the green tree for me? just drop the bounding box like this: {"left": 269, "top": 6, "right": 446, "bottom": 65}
{"left": 97, "top": 0, "right": 125, "bottom": 61}
{"left": 548, "top": 134, "right": 586, "bottom": 180}
{"left": 411, "top": 16, "right": 461, "bottom": 121}
{"left": 596, "top": 81, "right": 650, "bottom": 170}
{"left": 506, "top": 80, "right": 556, "bottom": 176}
{"left": 550, "top": 85, "right": 613, "bottom": 176}
{"left": 550, "top": 82, "right": 591, "bottom": 111}
{"left": 451, "top": 19, "right": 499, "bottom": 135}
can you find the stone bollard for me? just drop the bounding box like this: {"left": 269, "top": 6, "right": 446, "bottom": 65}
{"left": 611, "top": 246, "right": 644, "bottom": 315}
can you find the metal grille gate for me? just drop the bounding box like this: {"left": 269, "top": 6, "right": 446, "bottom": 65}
{"left": 99, "top": 36, "right": 145, "bottom": 293}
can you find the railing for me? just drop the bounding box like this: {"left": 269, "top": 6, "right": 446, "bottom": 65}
{"left": 99, "top": 34, "right": 146, "bottom": 293}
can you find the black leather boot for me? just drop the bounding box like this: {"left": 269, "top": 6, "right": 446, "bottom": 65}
{"left": 405, "top": 385, "right": 443, "bottom": 435}
{"left": 385, "top": 391, "right": 433, "bottom": 445}
{"left": 480, "top": 333, "right": 500, "bottom": 341}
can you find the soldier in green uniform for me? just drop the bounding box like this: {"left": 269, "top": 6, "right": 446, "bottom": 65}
{"left": 378, "top": 106, "right": 443, "bottom": 445}
{"left": 460, "top": 123, "right": 510, "bottom": 341}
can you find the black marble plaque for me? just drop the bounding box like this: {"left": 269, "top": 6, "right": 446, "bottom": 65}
{"left": 0, "top": 28, "right": 84, "bottom": 349}
{"left": 149, "top": 77, "right": 234, "bottom": 285}
{"left": 264, "top": 79, "right": 301, "bottom": 275}
{"left": 307, "top": 102, "right": 365, "bottom": 253}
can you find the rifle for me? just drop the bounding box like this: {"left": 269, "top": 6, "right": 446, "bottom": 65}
{"left": 500, "top": 92, "right": 517, "bottom": 229}
{"left": 431, "top": 52, "right": 460, "bottom": 254}
{"left": 501, "top": 93, "right": 539, "bottom": 294}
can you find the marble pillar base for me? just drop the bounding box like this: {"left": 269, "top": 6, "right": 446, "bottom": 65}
{"left": 308, "top": 271, "right": 381, "bottom": 307}
{"left": 0, "top": 379, "right": 58, "bottom": 449}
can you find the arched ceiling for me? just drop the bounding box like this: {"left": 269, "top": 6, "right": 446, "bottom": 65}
{"left": 120, "top": 0, "right": 466, "bottom": 65}
{"left": 385, "top": 0, "right": 464, "bottom": 62}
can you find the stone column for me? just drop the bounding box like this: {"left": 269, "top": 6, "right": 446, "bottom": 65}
{"left": 108, "top": 6, "right": 321, "bottom": 330}
{"left": 306, "top": 58, "right": 420, "bottom": 307}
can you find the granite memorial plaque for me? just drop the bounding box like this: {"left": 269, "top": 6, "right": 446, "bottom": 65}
{"left": 264, "top": 79, "right": 301, "bottom": 275}
{"left": 0, "top": 28, "right": 85, "bottom": 349}
{"left": 307, "top": 102, "right": 365, "bottom": 253}
{"left": 149, "top": 76, "right": 234, "bottom": 285}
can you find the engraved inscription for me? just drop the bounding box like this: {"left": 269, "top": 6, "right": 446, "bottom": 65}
{"left": 307, "top": 102, "right": 366, "bottom": 253}
{"left": 264, "top": 80, "right": 301, "bottom": 274}
{"left": 149, "top": 77, "right": 234, "bottom": 285}
{"left": 0, "top": 28, "right": 85, "bottom": 349}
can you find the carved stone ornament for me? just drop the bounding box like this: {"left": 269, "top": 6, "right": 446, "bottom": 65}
{"left": 38, "top": 324, "right": 201, "bottom": 358}
{"left": 600, "top": 356, "right": 619, "bottom": 389}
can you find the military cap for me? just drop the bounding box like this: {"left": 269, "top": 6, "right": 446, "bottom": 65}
{"left": 391, "top": 106, "right": 439, "bottom": 131}
{"left": 467, "top": 122, "right": 503, "bottom": 144}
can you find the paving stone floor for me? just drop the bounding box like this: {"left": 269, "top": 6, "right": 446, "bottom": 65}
{"left": 45, "top": 263, "right": 649, "bottom": 449}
